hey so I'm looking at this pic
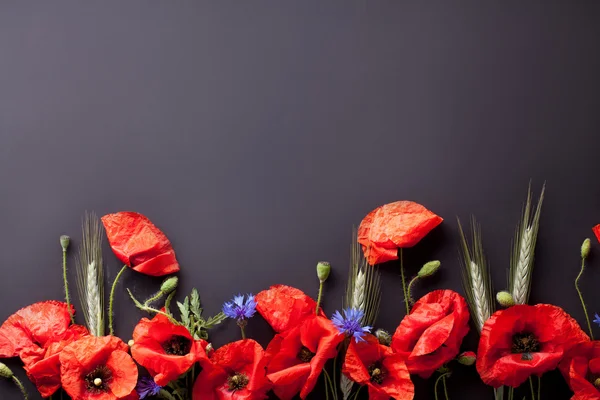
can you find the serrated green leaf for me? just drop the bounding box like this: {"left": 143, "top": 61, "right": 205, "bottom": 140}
{"left": 204, "top": 312, "right": 227, "bottom": 329}
{"left": 177, "top": 297, "right": 191, "bottom": 327}
{"left": 190, "top": 288, "right": 203, "bottom": 320}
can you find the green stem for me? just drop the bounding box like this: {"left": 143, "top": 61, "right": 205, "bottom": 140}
{"left": 400, "top": 249, "right": 410, "bottom": 314}
{"left": 508, "top": 386, "right": 514, "bottom": 400}
{"left": 109, "top": 265, "right": 128, "bottom": 335}
{"left": 407, "top": 276, "right": 419, "bottom": 306}
{"left": 62, "top": 250, "right": 74, "bottom": 324}
{"left": 12, "top": 376, "right": 29, "bottom": 400}
{"left": 537, "top": 375, "right": 541, "bottom": 399}
{"left": 351, "top": 385, "right": 363, "bottom": 400}
{"left": 316, "top": 281, "right": 324, "bottom": 314}
{"left": 324, "top": 369, "right": 335, "bottom": 400}
{"left": 144, "top": 291, "right": 165, "bottom": 307}
{"left": 443, "top": 376, "right": 449, "bottom": 400}
{"left": 127, "top": 288, "right": 180, "bottom": 324}
{"left": 529, "top": 377, "right": 535, "bottom": 400}
{"left": 158, "top": 389, "right": 177, "bottom": 400}
{"left": 240, "top": 325, "right": 246, "bottom": 339}
{"left": 575, "top": 258, "right": 594, "bottom": 339}
{"left": 434, "top": 372, "right": 451, "bottom": 400}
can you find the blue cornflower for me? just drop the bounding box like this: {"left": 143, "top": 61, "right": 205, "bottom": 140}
{"left": 594, "top": 313, "right": 600, "bottom": 327}
{"left": 331, "top": 308, "right": 372, "bottom": 343}
{"left": 223, "top": 294, "right": 257, "bottom": 321}
{"left": 135, "top": 377, "right": 162, "bottom": 399}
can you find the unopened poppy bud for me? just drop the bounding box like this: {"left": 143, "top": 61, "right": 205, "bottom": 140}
{"left": 316, "top": 262, "right": 331, "bottom": 282}
{"left": 160, "top": 276, "right": 178, "bottom": 295}
{"left": 496, "top": 291, "right": 515, "bottom": 307}
{"left": 128, "top": 340, "right": 134, "bottom": 347}
{"left": 417, "top": 260, "right": 440, "bottom": 278}
{"left": 457, "top": 351, "right": 476, "bottom": 366}
{"left": 582, "top": 238, "right": 591, "bottom": 260}
{"left": 0, "top": 362, "right": 13, "bottom": 379}
{"left": 375, "top": 329, "right": 392, "bottom": 346}
{"left": 60, "top": 235, "right": 70, "bottom": 251}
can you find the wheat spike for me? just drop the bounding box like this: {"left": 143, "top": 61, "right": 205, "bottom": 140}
{"left": 469, "top": 260, "right": 490, "bottom": 330}
{"left": 352, "top": 270, "right": 366, "bottom": 311}
{"left": 86, "top": 261, "right": 101, "bottom": 335}
{"left": 512, "top": 227, "right": 533, "bottom": 305}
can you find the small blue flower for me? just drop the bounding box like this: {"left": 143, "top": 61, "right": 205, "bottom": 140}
{"left": 223, "top": 294, "right": 257, "bottom": 321}
{"left": 593, "top": 313, "right": 600, "bottom": 327}
{"left": 331, "top": 308, "right": 372, "bottom": 343}
{"left": 136, "top": 377, "right": 162, "bottom": 399}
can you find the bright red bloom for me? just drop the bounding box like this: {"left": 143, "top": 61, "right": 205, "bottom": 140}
{"left": 102, "top": 211, "right": 180, "bottom": 276}
{"left": 192, "top": 339, "right": 271, "bottom": 400}
{"left": 60, "top": 335, "right": 138, "bottom": 400}
{"left": 358, "top": 201, "right": 443, "bottom": 265}
{"left": 593, "top": 225, "right": 600, "bottom": 243}
{"left": 264, "top": 315, "right": 343, "bottom": 399}
{"left": 559, "top": 341, "right": 600, "bottom": 400}
{"left": 343, "top": 334, "right": 414, "bottom": 400}
{"left": 256, "top": 285, "right": 325, "bottom": 333}
{"left": 391, "top": 290, "right": 470, "bottom": 378}
{"left": 131, "top": 313, "right": 210, "bottom": 386}
{"left": 0, "top": 301, "right": 89, "bottom": 397}
{"left": 477, "top": 304, "right": 590, "bottom": 388}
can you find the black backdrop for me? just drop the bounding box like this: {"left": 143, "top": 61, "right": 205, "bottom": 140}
{"left": 1, "top": 2, "right": 600, "bottom": 399}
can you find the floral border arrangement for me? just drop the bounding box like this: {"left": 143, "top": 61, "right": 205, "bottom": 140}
{"left": 1, "top": 185, "right": 599, "bottom": 400}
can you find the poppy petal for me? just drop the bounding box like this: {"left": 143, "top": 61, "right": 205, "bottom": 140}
{"left": 256, "top": 285, "right": 325, "bottom": 333}
{"left": 106, "top": 350, "right": 138, "bottom": 397}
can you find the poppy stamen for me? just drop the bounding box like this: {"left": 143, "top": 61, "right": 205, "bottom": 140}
{"left": 368, "top": 362, "right": 387, "bottom": 385}
{"left": 511, "top": 332, "right": 540, "bottom": 360}
{"left": 84, "top": 365, "right": 112, "bottom": 393}
{"left": 162, "top": 335, "right": 192, "bottom": 356}
{"left": 227, "top": 373, "right": 249, "bottom": 391}
{"left": 297, "top": 346, "right": 316, "bottom": 363}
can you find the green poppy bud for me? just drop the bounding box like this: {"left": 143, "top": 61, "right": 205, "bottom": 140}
{"left": 0, "top": 362, "right": 13, "bottom": 379}
{"left": 417, "top": 260, "right": 441, "bottom": 278}
{"left": 160, "top": 276, "right": 178, "bottom": 295}
{"left": 60, "top": 235, "right": 70, "bottom": 251}
{"left": 316, "top": 262, "right": 331, "bottom": 282}
{"left": 375, "top": 329, "right": 391, "bottom": 346}
{"left": 582, "top": 238, "right": 591, "bottom": 260}
{"left": 457, "top": 351, "right": 477, "bottom": 366}
{"left": 496, "top": 291, "right": 515, "bottom": 307}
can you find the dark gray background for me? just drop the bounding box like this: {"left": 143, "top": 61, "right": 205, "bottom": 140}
{"left": 1, "top": 2, "right": 599, "bottom": 399}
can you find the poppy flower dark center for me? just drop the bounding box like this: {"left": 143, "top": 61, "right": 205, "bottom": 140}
{"left": 162, "top": 335, "right": 192, "bottom": 356}
{"left": 84, "top": 365, "right": 113, "bottom": 394}
{"left": 368, "top": 362, "right": 387, "bottom": 385}
{"left": 227, "top": 372, "right": 249, "bottom": 391}
{"left": 297, "top": 346, "right": 316, "bottom": 363}
{"left": 511, "top": 332, "right": 540, "bottom": 360}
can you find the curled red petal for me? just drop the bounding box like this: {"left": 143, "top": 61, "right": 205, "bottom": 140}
{"left": 477, "top": 304, "right": 590, "bottom": 388}
{"left": 256, "top": 285, "right": 325, "bottom": 333}
{"left": 101, "top": 212, "right": 180, "bottom": 276}
{"left": 392, "top": 290, "right": 470, "bottom": 378}
{"left": 358, "top": 201, "right": 443, "bottom": 265}
{"left": 593, "top": 225, "right": 600, "bottom": 244}
{"left": 559, "top": 341, "right": 600, "bottom": 399}
{"left": 131, "top": 314, "right": 209, "bottom": 386}
{"left": 0, "top": 301, "right": 74, "bottom": 362}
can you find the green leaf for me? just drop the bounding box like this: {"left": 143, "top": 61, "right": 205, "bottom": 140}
{"left": 177, "top": 297, "right": 191, "bottom": 327}
{"left": 190, "top": 288, "right": 203, "bottom": 320}
{"left": 204, "top": 312, "right": 227, "bottom": 329}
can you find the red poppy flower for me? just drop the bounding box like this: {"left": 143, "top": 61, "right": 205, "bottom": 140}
{"left": 192, "top": 339, "right": 271, "bottom": 400}
{"left": 477, "top": 304, "right": 590, "bottom": 388}
{"left": 391, "top": 290, "right": 470, "bottom": 378}
{"left": 60, "top": 335, "right": 138, "bottom": 400}
{"left": 131, "top": 313, "right": 210, "bottom": 386}
{"left": 23, "top": 325, "right": 89, "bottom": 397}
{"left": 593, "top": 224, "right": 600, "bottom": 243}
{"left": 0, "top": 301, "right": 74, "bottom": 362}
{"left": 343, "top": 334, "right": 414, "bottom": 400}
{"left": 358, "top": 201, "right": 443, "bottom": 265}
{"left": 263, "top": 315, "right": 343, "bottom": 399}
{"left": 102, "top": 211, "right": 180, "bottom": 276}
{"left": 559, "top": 341, "right": 600, "bottom": 400}
{"left": 256, "top": 285, "right": 326, "bottom": 333}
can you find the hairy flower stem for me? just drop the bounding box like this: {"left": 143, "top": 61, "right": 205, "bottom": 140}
{"left": 407, "top": 276, "right": 419, "bottom": 305}
{"left": 316, "top": 281, "right": 324, "bottom": 314}
{"left": 127, "top": 288, "right": 180, "bottom": 324}
{"left": 400, "top": 249, "right": 410, "bottom": 314}
{"left": 144, "top": 291, "right": 165, "bottom": 307}
{"left": 12, "top": 376, "right": 29, "bottom": 400}
{"left": 434, "top": 372, "right": 451, "bottom": 400}
{"left": 62, "top": 249, "right": 74, "bottom": 324}
{"left": 575, "top": 258, "right": 594, "bottom": 339}
{"left": 109, "top": 265, "right": 128, "bottom": 336}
